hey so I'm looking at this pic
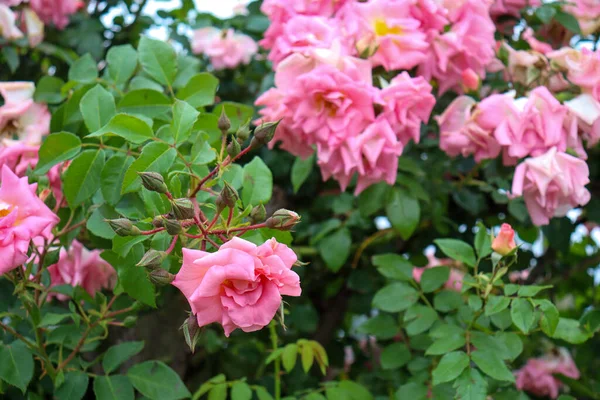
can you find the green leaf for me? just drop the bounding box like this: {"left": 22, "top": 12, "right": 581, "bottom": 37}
{"left": 69, "top": 54, "right": 98, "bottom": 83}
{"left": 517, "top": 285, "right": 552, "bottom": 297}
{"left": 103, "top": 341, "right": 145, "bottom": 374}
{"left": 434, "top": 239, "right": 476, "bottom": 267}
{"left": 433, "top": 290, "right": 464, "bottom": 312}
{"left": 171, "top": 100, "right": 199, "bottom": 143}
{"left": 127, "top": 361, "right": 190, "bottom": 400}
{"left": 358, "top": 182, "right": 389, "bottom": 217}
{"left": 432, "top": 351, "right": 469, "bottom": 385}
{"left": 372, "top": 253, "right": 413, "bottom": 281}
{"left": 404, "top": 305, "right": 438, "bottom": 336}
{"left": 122, "top": 142, "right": 177, "bottom": 193}
{"left": 87, "top": 113, "right": 154, "bottom": 144}
{"left": 291, "top": 155, "right": 314, "bottom": 193}
{"left": 118, "top": 90, "right": 171, "bottom": 118}
{"left": 102, "top": 156, "right": 134, "bottom": 205}
{"left": 420, "top": 267, "right": 450, "bottom": 293}
{"left": 106, "top": 45, "right": 138, "bottom": 84}
{"left": 242, "top": 157, "right": 273, "bottom": 206}
{"left": 138, "top": 36, "right": 177, "bottom": 87}
{"left": 0, "top": 341, "right": 34, "bottom": 393}
{"left": 231, "top": 382, "right": 252, "bottom": 400}
{"left": 93, "top": 375, "right": 134, "bottom": 400}
{"left": 471, "top": 350, "right": 515, "bottom": 382}
{"left": 454, "top": 368, "right": 487, "bottom": 400}
{"left": 555, "top": 11, "right": 581, "bottom": 34}
{"left": 552, "top": 318, "right": 592, "bottom": 344}
{"left": 39, "top": 313, "right": 70, "bottom": 327}
{"left": 177, "top": 73, "right": 219, "bottom": 108}
{"left": 496, "top": 332, "right": 523, "bottom": 361}
{"left": 510, "top": 298, "right": 535, "bottom": 334}
{"left": 395, "top": 383, "right": 428, "bottom": 400}
{"left": 255, "top": 387, "right": 274, "bottom": 400}
{"left": 281, "top": 344, "right": 298, "bottom": 373}
{"left": 426, "top": 334, "right": 466, "bottom": 355}
{"left": 55, "top": 371, "right": 89, "bottom": 400}
{"left": 380, "top": 343, "right": 411, "bottom": 370}
{"left": 337, "top": 381, "right": 373, "bottom": 400}
{"left": 357, "top": 314, "right": 399, "bottom": 340}
{"left": 35, "top": 131, "right": 81, "bottom": 174}
{"left": 534, "top": 299, "right": 560, "bottom": 336}
{"left": 535, "top": 5, "right": 556, "bottom": 24}
{"left": 301, "top": 343, "right": 314, "bottom": 373}
{"left": 80, "top": 84, "right": 116, "bottom": 132}
{"left": 504, "top": 284, "right": 519, "bottom": 296}
{"left": 386, "top": 188, "right": 420, "bottom": 240}
{"left": 35, "top": 76, "right": 65, "bottom": 104}
{"left": 485, "top": 295, "right": 511, "bottom": 316}
{"left": 475, "top": 222, "right": 492, "bottom": 259}
{"left": 63, "top": 149, "right": 105, "bottom": 207}
{"left": 102, "top": 250, "right": 156, "bottom": 307}
{"left": 318, "top": 228, "right": 352, "bottom": 272}
{"left": 373, "top": 282, "right": 418, "bottom": 313}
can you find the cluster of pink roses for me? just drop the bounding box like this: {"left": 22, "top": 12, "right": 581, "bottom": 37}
{"left": 515, "top": 348, "right": 580, "bottom": 399}
{"left": 191, "top": 26, "right": 258, "bottom": 70}
{"left": 172, "top": 237, "right": 301, "bottom": 336}
{"left": 0, "top": 0, "right": 82, "bottom": 46}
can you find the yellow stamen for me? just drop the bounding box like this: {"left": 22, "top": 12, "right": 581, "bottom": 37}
{"left": 374, "top": 19, "right": 402, "bottom": 36}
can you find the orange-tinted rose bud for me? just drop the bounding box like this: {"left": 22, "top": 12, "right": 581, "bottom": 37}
{"left": 492, "top": 223, "right": 516, "bottom": 256}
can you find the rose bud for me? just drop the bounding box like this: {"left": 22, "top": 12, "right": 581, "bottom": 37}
{"left": 253, "top": 120, "right": 279, "bottom": 144}
{"left": 236, "top": 122, "right": 250, "bottom": 141}
{"left": 164, "top": 219, "right": 182, "bottom": 235}
{"left": 138, "top": 171, "right": 168, "bottom": 194}
{"left": 152, "top": 215, "right": 165, "bottom": 228}
{"left": 218, "top": 108, "right": 231, "bottom": 133}
{"left": 181, "top": 314, "right": 201, "bottom": 353}
{"left": 149, "top": 269, "right": 175, "bottom": 285}
{"left": 216, "top": 182, "right": 239, "bottom": 211}
{"left": 492, "top": 223, "right": 517, "bottom": 256}
{"left": 137, "top": 249, "right": 167, "bottom": 270}
{"left": 250, "top": 204, "right": 266, "bottom": 224}
{"left": 171, "top": 198, "right": 195, "bottom": 220}
{"left": 105, "top": 218, "right": 141, "bottom": 237}
{"left": 227, "top": 138, "right": 241, "bottom": 157}
{"left": 265, "top": 209, "right": 301, "bottom": 230}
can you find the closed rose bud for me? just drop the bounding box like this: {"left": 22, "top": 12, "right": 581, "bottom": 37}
{"left": 253, "top": 120, "right": 280, "bottom": 144}
{"left": 236, "top": 122, "right": 250, "bottom": 141}
{"left": 181, "top": 314, "right": 201, "bottom": 353}
{"left": 137, "top": 249, "right": 167, "bottom": 269}
{"left": 219, "top": 182, "right": 239, "bottom": 209}
{"left": 164, "top": 219, "right": 182, "bottom": 235}
{"left": 250, "top": 204, "right": 266, "bottom": 224}
{"left": 149, "top": 269, "right": 175, "bottom": 285}
{"left": 492, "top": 223, "right": 517, "bottom": 256}
{"left": 105, "top": 218, "right": 141, "bottom": 236}
{"left": 171, "top": 198, "right": 195, "bottom": 220}
{"left": 152, "top": 216, "right": 165, "bottom": 228}
{"left": 218, "top": 108, "right": 231, "bottom": 133}
{"left": 138, "top": 171, "right": 168, "bottom": 194}
{"left": 265, "top": 209, "right": 300, "bottom": 230}
{"left": 227, "top": 138, "right": 241, "bottom": 157}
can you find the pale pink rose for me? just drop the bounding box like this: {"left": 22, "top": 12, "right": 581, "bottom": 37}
{"left": 565, "top": 0, "right": 600, "bottom": 35}
{"left": 490, "top": 0, "right": 541, "bottom": 18}
{"left": 509, "top": 269, "right": 530, "bottom": 283}
{"left": 437, "top": 94, "right": 513, "bottom": 162}
{"left": 492, "top": 223, "right": 516, "bottom": 255}
{"left": 0, "top": 4, "right": 23, "bottom": 40}
{"left": 504, "top": 43, "right": 549, "bottom": 87}
{"left": 22, "top": 8, "right": 44, "bottom": 47}
{"left": 172, "top": 237, "right": 301, "bottom": 336}
{"left": 494, "top": 87, "right": 583, "bottom": 165}
{"left": 338, "top": 0, "right": 429, "bottom": 71}
{"left": 511, "top": 147, "right": 591, "bottom": 226}
{"left": 29, "top": 0, "right": 82, "bottom": 29}
{"left": 516, "top": 348, "right": 580, "bottom": 399}
{"left": 0, "top": 165, "right": 59, "bottom": 275}
{"left": 564, "top": 94, "right": 600, "bottom": 147}
{"left": 548, "top": 48, "right": 600, "bottom": 95}
{"left": 413, "top": 248, "right": 464, "bottom": 291}
{"left": 409, "top": 0, "right": 448, "bottom": 32}
{"left": 268, "top": 15, "right": 343, "bottom": 66}
{"left": 0, "top": 0, "right": 24, "bottom": 6}
{"left": 418, "top": 0, "right": 496, "bottom": 94}
{"left": 378, "top": 72, "right": 435, "bottom": 146}
{"left": 192, "top": 27, "right": 258, "bottom": 70}
{"left": 48, "top": 240, "right": 116, "bottom": 300}
{"left": 522, "top": 27, "right": 553, "bottom": 54}
{"left": 0, "top": 81, "right": 50, "bottom": 145}
{"left": 232, "top": 3, "right": 249, "bottom": 16}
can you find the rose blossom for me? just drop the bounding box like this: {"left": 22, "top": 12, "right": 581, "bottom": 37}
{"left": 0, "top": 165, "right": 59, "bottom": 275}
{"left": 564, "top": 94, "right": 600, "bottom": 147}
{"left": 47, "top": 240, "right": 116, "bottom": 299}
{"left": 172, "top": 237, "right": 301, "bottom": 336}
{"left": 548, "top": 48, "right": 600, "bottom": 96}
{"left": 494, "top": 87, "right": 583, "bottom": 165}
{"left": 0, "top": 81, "right": 50, "bottom": 145}
{"left": 0, "top": 4, "right": 23, "bottom": 40}
{"left": 437, "top": 94, "right": 514, "bottom": 162}
{"left": 522, "top": 27, "right": 553, "bottom": 54}
{"left": 191, "top": 27, "right": 258, "bottom": 70}
{"left": 516, "top": 348, "right": 580, "bottom": 399}
{"left": 492, "top": 223, "right": 516, "bottom": 255}
{"left": 412, "top": 248, "right": 464, "bottom": 292}
{"left": 564, "top": 0, "right": 600, "bottom": 36}
{"left": 490, "top": 0, "right": 541, "bottom": 18}
{"left": 511, "top": 147, "right": 591, "bottom": 226}
{"left": 29, "top": 0, "right": 82, "bottom": 29}
{"left": 22, "top": 8, "right": 44, "bottom": 47}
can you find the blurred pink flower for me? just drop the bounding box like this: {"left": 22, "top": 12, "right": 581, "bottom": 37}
{"left": 564, "top": 0, "right": 600, "bottom": 35}
{"left": 22, "top": 8, "right": 44, "bottom": 47}
{"left": 548, "top": 48, "right": 600, "bottom": 97}
{"left": 511, "top": 147, "right": 591, "bottom": 226}
{"left": 192, "top": 27, "right": 258, "bottom": 70}
{"left": 413, "top": 248, "right": 464, "bottom": 291}
{"left": 516, "top": 348, "right": 580, "bottom": 399}
{"left": 172, "top": 237, "right": 301, "bottom": 337}
{"left": 29, "top": 0, "right": 82, "bottom": 29}
{"left": 564, "top": 94, "right": 600, "bottom": 147}
{"left": 0, "top": 81, "right": 50, "bottom": 145}
{"left": 0, "top": 4, "right": 23, "bottom": 40}
{"left": 522, "top": 27, "right": 553, "bottom": 54}
{"left": 490, "top": 0, "right": 540, "bottom": 18}
{"left": 0, "top": 165, "right": 58, "bottom": 275}
{"left": 48, "top": 240, "right": 116, "bottom": 300}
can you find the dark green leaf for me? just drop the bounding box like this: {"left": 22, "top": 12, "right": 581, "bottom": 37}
{"left": 380, "top": 343, "right": 411, "bottom": 370}
{"left": 35, "top": 131, "right": 81, "bottom": 174}
{"left": 373, "top": 282, "right": 418, "bottom": 312}
{"left": 555, "top": 11, "right": 581, "bottom": 34}
{"left": 372, "top": 253, "right": 413, "bottom": 281}
{"left": 103, "top": 341, "right": 145, "bottom": 374}
{"left": 471, "top": 350, "right": 515, "bottom": 382}
{"left": 291, "top": 154, "right": 314, "bottom": 193}
{"left": 432, "top": 351, "right": 469, "bottom": 385}
{"left": 63, "top": 149, "right": 105, "bottom": 207}
{"left": 242, "top": 157, "right": 273, "bottom": 206}
{"left": 127, "top": 361, "right": 190, "bottom": 400}
{"left": 138, "top": 36, "right": 177, "bottom": 87}
{"left": 510, "top": 298, "right": 535, "bottom": 334}
{"left": 434, "top": 239, "right": 476, "bottom": 267}
{"left": 318, "top": 228, "right": 352, "bottom": 272}
{"left": 0, "top": 341, "right": 33, "bottom": 393}
{"left": 55, "top": 371, "right": 89, "bottom": 400}
{"left": 87, "top": 113, "right": 153, "bottom": 144}
{"left": 420, "top": 267, "right": 450, "bottom": 293}
{"left": 93, "top": 375, "right": 134, "bottom": 400}
{"left": 69, "top": 54, "right": 98, "bottom": 83}
{"left": 80, "top": 84, "right": 116, "bottom": 132}
{"left": 386, "top": 188, "right": 420, "bottom": 240}
{"left": 101, "top": 156, "right": 134, "bottom": 205}
{"left": 118, "top": 90, "right": 171, "bottom": 118}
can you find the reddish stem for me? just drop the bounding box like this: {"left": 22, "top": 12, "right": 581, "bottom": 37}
{"left": 209, "top": 222, "right": 267, "bottom": 235}
{"left": 226, "top": 208, "right": 233, "bottom": 227}
{"left": 166, "top": 236, "right": 178, "bottom": 254}
{"left": 140, "top": 227, "right": 165, "bottom": 235}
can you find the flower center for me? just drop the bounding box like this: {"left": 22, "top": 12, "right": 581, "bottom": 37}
{"left": 0, "top": 202, "right": 13, "bottom": 218}
{"left": 314, "top": 93, "right": 338, "bottom": 117}
{"left": 373, "top": 19, "right": 402, "bottom": 36}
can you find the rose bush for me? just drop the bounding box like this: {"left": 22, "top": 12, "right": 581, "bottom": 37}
{"left": 0, "top": 1, "right": 600, "bottom": 400}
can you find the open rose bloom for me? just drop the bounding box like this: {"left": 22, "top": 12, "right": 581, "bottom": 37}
{"left": 172, "top": 237, "right": 301, "bottom": 336}
{"left": 516, "top": 348, "right": 580, "bottom": 399}
{"left": 192, "top": 27, "right": 258, "bottom": 70}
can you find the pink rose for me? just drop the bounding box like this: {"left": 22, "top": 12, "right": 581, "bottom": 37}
{"left": 0, "top": 165, "right": 59, "bottom": 275}
{"left": 0, "top": 81, "right": 50, "bottom": 145}
{"left": 413, "top": 248, "right": 464, "bottom": 291}
{"left": 338, "top": 0, "right": 429, "bottom": 71}
{"left": 0, "top": 4, "right": 23, "bottom": 40}
{"left": 492, "top": 223, "right": 516, "bottom": 255}
{"left": 522, "top": 27, "right": 553, "bottom": 54}
{"left": 437, "top": 94, "right": 514, "bottom": 162}
{"left": 22, "top": 8, "right": 44, "bottom": 47}
{"left": 511, "top": 147, "right": 591, "bottom": 226}
{"left": 29, "top": 0, "right": 81, "bottom": 29}
{"left": 490, "top": 0, "right": 541, "bottom": 18}
{"left": 494, "top": 87, "right": 583, "bottom": 165}
{"left": 516, "top": 348, "right": 580, "bottom": 399}
{"left": 191, "top": 27, "right": 258, "bottom": 70}
{"left": 504, "top": 43, "right": 549, "bottom": 87}
{"left": 549, "top": 48, "right": 600, "bottom": 96}
{"left": 564, "top": 94, "right": 600, "bottom": 148}
{"left": 564, "top": 0, "right": 600, "bottom": 35}
{"left": 48, "top": 240, "right": 116, "bottom": 300}
{"left": 172, "top": 237, "right": 301, "bottom": 336}
{"left": 378, "top": 72, "right": 435, "bottom": 146}
{"left": 509, "top": 269, "right": 530, "bottom": 283}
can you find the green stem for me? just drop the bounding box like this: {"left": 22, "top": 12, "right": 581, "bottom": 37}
{"left": 269, "top": 322, "right": 281, "bottom": 400}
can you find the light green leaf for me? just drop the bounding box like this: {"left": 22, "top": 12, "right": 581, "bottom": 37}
{"left": 434, "top": 239, "right": 476, "bottom": 267}
{"left": 475, "top": 222, "right": 492, "bottom": 259}
{"left": 102, "top": 250, "right": 156, "bottom": 307}
{"left": 39, "top": 313, "right": 70, "bottom": 327}
{"left": 87, "top": 113, "right": 153, "bottom": 144}
{"left": 103, "top": 341, "right": 145, "bottom": 374}
{"left": 433, "top": 291, "right": 464, "bottom": 312}
{"left": 93, "top": 375, "right": 134, "bottom": 400}
{"left": 127, "top": 361, "right": 190, "bottom": 400}
{"left": 101, "top": 155, "right": 134, "bottom": 205}
{"left": 485, "top": 295, "right": 511, "bottom": 316}
{"left": 420, "top": 267, "right": 450, "bottom": 293}
{"left": 118, "top": 90, "right": 171, "bottom": 118}
{"left": 291, "top": 155, "right": 314, "bottom": 193}
{"left": 63, "top": 149, "right": 105, "bottom": 207}
{"left": 404, "top": 305, "right": 438, "bottom": 336}
{"left": 177, "top": 73, "right": 219, "bottom": 108}
{"left": 517, "top": 285, "right": 552, "bottom": 297}
{"left": 0, "top": 341, "right": 34, "bottom": 393}
{"left": 281, "top": 344, "right": 298, "bottom": 373}
{"left": 552, "top": 318, "right": 593, "bottom": 344}
{"left": 318, "top": 228, "right": 352, "bottom": 272}
{"left": 121, "top": 142, "right": 177, "bottom": 193}
{"left": 106, "top": 45, "right": 138, "bottom": 84}
{"left": 535, "top": 299, "right": 560, "bottom": 336}
{"left": 380, "top": 343, "right": 411, "bottom": 370}
{"left": 242, "top": 157, "right": 273, "bottom": 206}
{"left": 471, "top": 350, "right": 515, "bottom": 382}
{"left": 511, "top": 298, "right": 535, "bottom": 334}
{"left": 35, "top": 76, "right": 65, "bottom": 104}
{"left": 255, "top": 387, "right": 274, "bottom": 400}
{"left": 301, "top": 343, "right": 314, "bottom": 373}
{"left": 69, "top": 53, "right": 98, "bottom": 83}
{"left": 395, "top": 382, "right": 428, "bottom": 400}
{"left": 138, "top": 36, "right": 177, "bottom": 87}
{"left": 432, "top": 351, "right": 469, "bottom": 385}
{"left": 171, "top": 100, "right": 199, "bottom": 143}
{"left": 80, "top": 84, "right": 116, "bottom": 132}
{"left": 35, "top": 131, "right": 81, "bottom": 174}
{"left": 426, "top": 334, "right": 466, "bottom": 355}
{"left": 230, "top": 382, "right": 252, "bottom": 400}
{"left": 386, "top": 187, "right": 420, "bottom": 240}
{"left": 372, "top": 282, "right": 418, "bottom": 313}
